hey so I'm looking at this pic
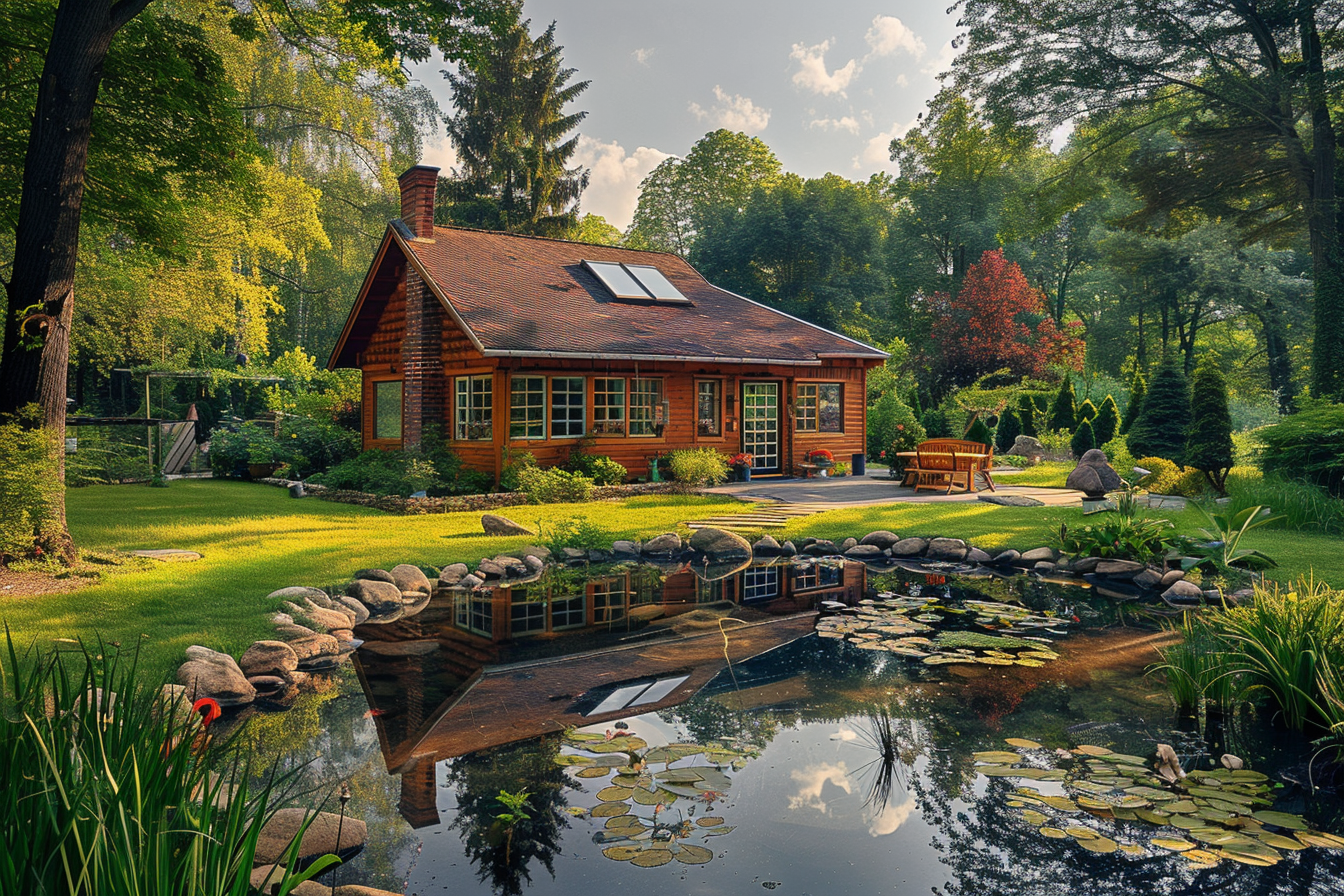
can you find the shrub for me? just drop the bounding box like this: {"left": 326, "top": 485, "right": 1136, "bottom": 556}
{"left": 964, "top": 416, "right": 993, "bottom": 446}
{"left": 1135, "top": 456, "right": 1181, "bottom": 494}
{"left": 537, "top": 515, "right": 608, "bottom": 555}
{"left": 1054, "top": 514, "right": 1176, "bottom": 561}
{"left": 1048, "top": 378, "right": 1077, "bottom": 432}
{"left": 666, "top": 448, "right": 730, "bottom": 486}
{"left": 499, "top": 449, "right": 538, "bottom": 492}
{"left": 1076, "top": 398, "right": 1097, "bottom": 423}
{"left": 1224, "top": 470, "right": 1344, "bottom": 535}
{"left": 1100, "top": 436, "right": 1137, "bottom": 479}
{"left": 867, "top": 393, "right": 925, "bottom": 459}
{"left": 1037, "top": 429, "right": 1074, "bottom": 459}
{"left": 1174, "top": 467, "right": 1212, "bottom": 498}
{"left": 1070, "top": 419, "right": 1096, "bottom": 458}
{"left": 564, "top": 434, "right": 628, "bottom": 485}
{"left": 309, "top": 449, "right": 444, "bottom": 496}
{"left": 920, "top": 407, "right": 952, "bottom": 438}
{"left": 1121, "top": 369, "right": 1146, "bottom": 434}
{"left": 995, "top": 406, "right": 1022, "bottom": 453}
{"left": 1092, "top": 394, "right": 1120, "bottom": 446}
{"left": 275, "top": 416, "right": 361, "bottom": 479}
{"left": 1185, "top": 358, "right": 1235, "bottom": 493}
{"left": 588, "top": 455, "right": 628, "bottom": 485}
{"left": 0, "top": 411, "right": 62, "bottom": 560}
{"left": 208, "top": 422, "right": 282, "bottom": 476}
{"left": 1127, "top": 357, "right": 1190, "bottom": 465}
{"left": 516, "top": 466, "right": 595, "bottom": 503}
{"left": 1016, "top": 394, "right": 1038, "bottom": 437}
{"left": 1258, "top": 404, "right": 1344, "bottom": 496}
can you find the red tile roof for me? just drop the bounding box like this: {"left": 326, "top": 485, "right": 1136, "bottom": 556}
{"left": 394, "top": 226, "right": 887, "bottom": 364}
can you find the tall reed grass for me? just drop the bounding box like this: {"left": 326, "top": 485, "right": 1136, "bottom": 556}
{"left": 0, "top": 633, "right": 323, "bottom": 895}
{"left": 1224, "top": 471, "right": 1344, "bottom": 535}
{"left": 1152, "top": 614, "right": 1243, "bottom": 715}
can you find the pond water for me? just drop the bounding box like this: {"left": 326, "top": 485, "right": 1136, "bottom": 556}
{"left": 242, "top": 559, "right": 1344, "bottom": 896}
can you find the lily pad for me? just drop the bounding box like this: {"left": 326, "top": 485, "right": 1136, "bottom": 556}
{"left": 577, "top": 766, "right": 613, "bottom": 778}
{"left": 1253, "top": 810, "right": 1308, "bottom": 831}
{"left": 676, "top": 844, "right": 714, "bottom": 865}
{"left": 592, "top": 802, "right": 630, "bottom": 818}
{"left": 1077, "top": 836, "right": 1119, "bottom": 853}
{"left": 597, "top": 786, "right": 634, "bottom": 802}
{"left": 1065, "top": 826, "right": 1099, "bottom": 840}
{"left": 1021, "top": 809, "right": 1049, "bottom": 826}
{"left": 555, "top": 755, "right": 595, "bottom": 767}
{"left": 1152, "top": 838, "right": 1196, "bottom": 852}
{"left": 974, "top": 751, "right": 1024, "bottom": 764}
{"left": 1182, "top": 848, "right": 1221, "bottom": 866}
{"left": 1039, "top": 826, "right": 1069, "bottom": 839}
{"left": 1295, "top": 831, "right": 1344, "bottom": 849}
{"left": 696, "top": 816, "right": 725, "bottom": 827}
{"left": 603, "top": 845, "right": 642, "bottom": 861}
{"left": 1075, "top": 745, "right": 1113, "bottom": 756}
{"left": 631, "top": 849, "right": 674, "bottom": 867}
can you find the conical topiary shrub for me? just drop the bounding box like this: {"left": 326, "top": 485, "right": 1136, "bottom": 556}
{"left": 1071, "top": 418, "right": 1096, "bottom": 458}
{"left": 1185, "top": 357, "right": 1235, "bottom": 494}
{"left": 996, "top": 406, "right": 1022, "bottom": 453}
{"left": 1049, "top": 378, "right": 1077, "bottom": 432}
{"left": 1121, "top": 369, "right": 1146, "bottom": 434}
{"left": 1076, "top": 398, "right": 1097, "bottom": 423}
{"left": 1092, "top": 394, "right": 1120, "bottom": 446}
{"left": 965, "top": 416, "right": 993, "bottom": 447}
{"left": 1017, "top": 395, "right": 1038, "bottom": 437}
{"left": 1126, "top": 357, "right": 1190, "bottom": 465}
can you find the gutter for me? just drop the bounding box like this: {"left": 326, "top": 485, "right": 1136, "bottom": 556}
{"left": 480, "top": 348, "right": 826, "bottom": 366}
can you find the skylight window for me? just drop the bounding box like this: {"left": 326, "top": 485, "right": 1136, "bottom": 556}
{"left": 582, "top": 259, "right": 691, "bottom": 304}
{"left": 625, "top": 265, "right": 689, "bottom": 303}
{"left": 583, "top": 260, "right": 650, "bottom": 300}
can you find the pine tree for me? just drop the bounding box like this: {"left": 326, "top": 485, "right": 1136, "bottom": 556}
{"left": 1186, "top": 357, "right": 1235, "bottom": 494}
{"left": 996, "top": 406, "right": 1022, "bottom": 453}
{"left": 1049, "top": 378, "right": 1077, "bottom": 432}
{"left": 1077, "top": 398, "right": 1097, "bottom": 422}
{"left": 1071, "top": 419, "right": 1096, "bottom": 458}
{"left": 1092, "top": 394, "right": 1121, "bottom": 446}
{"left": 1127, "top": 357, "right": 1191, "bottom": 465}
{"left": 1017, "top": 394, "right": 1038, "bottom": 437}
{"left": 1121, "top": 369, "right": 1146, "bottom": 435}
{"left": 965, "top": 416, "right": 994, "bottom": 447}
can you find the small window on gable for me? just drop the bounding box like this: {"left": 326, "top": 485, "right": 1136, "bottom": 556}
{"left": 374, "top": 380, "right": 402, "bottom": 441}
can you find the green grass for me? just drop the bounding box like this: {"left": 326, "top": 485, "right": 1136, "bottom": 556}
{"left": 4, "top": 478, "right": 1343, "bottom": 673}
{"left": 991, "top": 461, "right": 1073, "bottom": 488}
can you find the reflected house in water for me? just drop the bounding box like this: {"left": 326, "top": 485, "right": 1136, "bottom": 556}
{"left": 351, "top": 559, "right": 866, "bottom": 827}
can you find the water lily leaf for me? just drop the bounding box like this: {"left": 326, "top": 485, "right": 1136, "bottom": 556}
{"left": 1136, "top": 809, "right": 1172, "bottom": 825}
{"left": 1252, "top": 811, "right": 1308, "bottom": 831}
{"left": 631, "top": 849, "right": 674, "bottom": 867}
{"left": 1020, "top": 809, "right": 1049, "bottom": 826}
{"left": 606, "top": 816, "right": 648, "bottom": 833}
{"left": 578, "top": 767, "right": 614, "bottom": 779}
{"left": 655, "top": 770, "right": 704, "bottom": 783}
{"left": 974, "top": 751, "right": 1023, "bottom": 764}
{"left": 660, "top": 784, "right": 704, "bottom": 798}
{"left": 696, "top": 816, "right": 725, "bottom": 827}
{"left": 1218, "top": 843, "right": 1281, "bottom": 866}
{"left": 1188, "top": 786, "right": 1253, "bottom": 805}
{"left": 1039, "top": 826, "right": 1069, "bottom": 839}
{"left": 1076, "top": 796, "right": 1112, "bottom": 811}
{"left": 1077, "top": 835, "right": 1119, "bottom": 853}
{"left": 568, "top": 732, "right": 607, "bottom": 743}
{"left": 1126, "top": 786, "right": 1176, "bottom": 802}
{"left": 1065, "top": 826, "right": 1099, "bottom": 840}
{"left": 632, "top": 787, "right": 671, "bottom": 806}
{"left": 603, "top": 845, "right": 642, "bottom": 861}
{"left": 1169, "top": 815, "right": 1204, "bottom": 830}
{"left": 1182, "top": 848, "right": 1221, "bottom": 866}
{"left": 1111, "top": 807, "right": 1139, "bottom": 821}
{"left": 701, "top": 825, "right": 736, "bottom": 836}
{"left": 565, "top": 806, "right": 590, "bottom": 817}
{"left": 1166, "top": 800, "right": 1199, "bottom": 814}
{"left": 555, "top": 755, "right": 595, "bottom": 766}
{"left": 1152, "top": 838, "right": 1196, "bottom": 852}
{"left": 592, "top": 802, "right": 630, "bottom": 818}
{"left": 1119, "top": 843, "right": 1146, "bottom": 856}
{"left": 1256, "top": 833, "right": 1307, "bottom": 851}
{"left": 1295, "top": 831, "right": 1344, "bottom": 849}
{"left": 1075, "top": 745, "right": 1113, "bottom": 756}
{"left": 676, "top": 844, "right": 713, "bottom": 865}
{"left": 1109, "top": 753, "right": 1148, "bottom": 766}
{"left": 597, "top": 786, "right": 634, "bottom": 802}
{"left": 923, "top": 655, "right": 977, "bottom": 665}
{"left": 1206, "top": 798, "right": 1252, "bottom": 815}
{"left": 1196, "top": 807, "right": 1236, "bottom": 823}
{"left": 977, "top": 656, "right": 1017, "bottom": 665}
{"left": 1014, "top": 658, "right": 1046, "bottom": 667}
{"left": 1040, "top": 796, "right": 1080, "bottom": 812}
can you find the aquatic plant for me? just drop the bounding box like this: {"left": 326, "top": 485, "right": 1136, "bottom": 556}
{"left": 1177, "top": 504, "right": 1281, "bottom": 573}
{"left": 1053, "top": 514, "right": 1175, "bottom": 561}
{"left": 1151, "top": 614, "right": 1243, "bottom": 715}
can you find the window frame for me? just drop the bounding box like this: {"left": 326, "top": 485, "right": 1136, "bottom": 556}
{"left": 510, "top": 587, "right": 547, "bottom": 636}
{"left": 455, "top": 374, "right": 493, "bottom": 441}
{"left": 370, "top": 378, "right": 403, "bottom": 443}
{"left": 550, "top": 376, "right": 586, "bottom": 439}
{"left": 550, "top": 592, "right": 587, "bottom": 630}
{"left": 696, "top": 379, "right": 722, "bottom": 437}
{"left": 629, "top": 377, "right": 665, "bottom": 437}
{"left": 509, "top": 375, "right": 547, "bottom": 441}
{"left": 592, "top": 377, "right": 627, "bottom": 436}
{"left": 591, "top": 579, "right": 627, "bottom": 623}
{"left": 795, "top": 382, "right": 844, "bottom": 434}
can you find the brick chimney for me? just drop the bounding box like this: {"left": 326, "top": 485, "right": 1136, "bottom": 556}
{"left": 398, "top": 165, "right": 439, "bottom": 238}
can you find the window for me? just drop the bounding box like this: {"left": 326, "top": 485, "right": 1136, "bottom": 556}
{"left": 457, "top": 592, "right": 492, "bottom": 637}
{"left": 629, "top": 378, "right": 664, "bottom": 437}
{"left": 593, "top": 378, "right": 626, "bottom": 435}
{"left": 510, "top": 376, "right": 546, "bottom": 440}
{"left": 696, "top": 380, "right": 722, "bottom": 436}
{"left": 373, "top": 380, "right": 402, "bottom": 441}
{"left": 796, "top": 383, "right": 843, "bottom": 433}
{"left": 510, "top": 588, "right": 546, "bottom": 636}
{"left": 455, "top": 375, "right": 492, "bottom": 440}
{"left": 592, "top": 580, "right": 626, "bottom": 623}
{"left": 742, "top": 568, "right": 780, "bottom": 602}
{"left": 550, "top": 377, "right": 586, "bottom": 438}
{"left": 551, "top": 592, "right": 586, "bottom": 629}
{"left": 793, "top": 563, "right": 842, "bottom": 592}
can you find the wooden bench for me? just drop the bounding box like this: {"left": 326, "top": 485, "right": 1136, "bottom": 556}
{"left": 902, "top": 439, "right": 995, "bottom": 494}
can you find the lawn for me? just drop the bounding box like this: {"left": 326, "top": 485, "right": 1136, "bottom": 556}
{"left": 3, "top": 478, "right": 1340, "bottom": 673}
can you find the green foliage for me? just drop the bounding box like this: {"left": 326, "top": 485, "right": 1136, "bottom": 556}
{"left": 1054, "top": 513, "right": 1175, "bottom": 561}
{"left": 964, "top": 416, "right": 993, "bottom": 446}
{"left": 309, "top": 449, "right": 446, "bottom": 496}
{"left": 995, "top": 406, "right": 1022, "bottom": 453}
{"left": 1185, "top": 358, "right": 1235, "bottom": 493}
{"left": 1135, "top": 456, "right": 1181, "bottom": 495}
{"left": 0, "top": 410, "right": 62, "bottom": 560}
{"left": 1100, "top": 436, "right": 1136, "bottom": 479}
{"left": 274, "top": 416, "right": 361, "bottom": 480}
{"left": 208, "top": 422, "right": 282, "bottom": 476}
{"left": 1070, "top": 418, "right": 1096, "bottom": 458}
{"left": 1076, "top": 398, "right": 1097, "bottom": 422}
{"left": 864, "top": 338, "right": 915, "bottom": 403}
{"left": 564, "top": 438, "right": 627, "bottom": 486}
{"left": 921, "top": 407, "right": 953, "bottom": 438}
{"left": 665, "top": 448, "right": 730, "bottom": 487}
{"left": 1121, "top": 370, "right": 1146, "bottom": 435}
{"left": 867, "top": 392, "right": 926, "bottom": 460}
{"left": 1178, "top": 505, "right": 1282, "bottom": 574}
{"left": 1224, "top": 471, "right": 1344, "bottom": 536}
{"left": 1048, "top": 377, "right": 1077, "bottom": 432}
{"left": 1016, "top": 394, "right": 1038, "bottom": 436}
{"left": 1092, "top": 394, "right": 1120, "bottom": 445}
{"left": 515, "top": 466, "right": 596, "bottom": 504}
{"left": 65, "top": 428, "right": 153, "bottom": 487}
{"left": 1152, "top": 614, "right": 1243, "bottom": 714}
{"left": 1258, "top": 405, "right": 1344, "bottom": 496}
{"left": 494, "top": 789, "right": 533, "bottom": 826}
{"left": 1127, "top": 357, "right": 1190, "bottom": 465}
{"left": 536, "top": 515, "right": 607, "bottom": 556}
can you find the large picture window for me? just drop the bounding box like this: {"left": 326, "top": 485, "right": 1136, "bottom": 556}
{"left": 510, "top": 376, "right": 546, "bottom": 440}
{"left": 696, "top": 380, "right": 721, "bottom": 436}
{"left": 373, "top": 380, "right": 402, "bottom": 441}
{"left": 796, "top": 383, "right": 843, "bottom": 433}
{"left": 551, "top": 377, "right": 586, "bottom": 438}
{"left": 593, "top": 378, "right": 626, "bottom": 435}
{"left": 455, "top": 375, "right": 493, "bottom": 440}
{"left": 629, "top": 378, "right": 664, "bottom": 436}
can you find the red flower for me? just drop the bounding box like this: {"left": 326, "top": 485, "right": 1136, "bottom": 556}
{"left": 192, "top": 697, "right": 222, "bottom": 729}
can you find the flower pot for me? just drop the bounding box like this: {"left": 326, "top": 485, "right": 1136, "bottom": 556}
{"left": 734, "top": 465, "right": 752, "bottom": 482}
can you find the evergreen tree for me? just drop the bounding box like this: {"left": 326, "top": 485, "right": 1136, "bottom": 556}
{"left": 1127, "top": 357, "right": 1191, "bottom": 465}
{"left": 1048, "top": 378, "right": 1077, "bottom": 432}
{"left": 1071, "top": 419, "right": 1096, "bottom": 458}
{"left": 996, "top": 406, "right": 1022, "bottom": 453}
{"left": 1121, "top": 369, "right": 1146, "bottom": 434}
{"left": 1092, "top": 394, "right": 1121, "bottom": 445}
{"left": 442, "top": 16, "right": 590, "bottom": 236}
{"left": 1016, "top": 394, "right": 1038, "bottom": 436}
{"left": 965, "top": 416, "right": 994, "bottom": 446}
{"left": 909, "top": 390, "right": 923, "bottom": 416}
{"left": 1076, "top": 398, "right": 1097, "bottom": 422}
{"left": 921, "top": 407, "right": 952, "bottom": 438}
{"left": 1186, "top": 358, "right": 1235, "bottom": 494}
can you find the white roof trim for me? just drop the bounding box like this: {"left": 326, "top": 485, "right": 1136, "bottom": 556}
{"left": 482, "top": 348, "right": 825, "bottom": 366}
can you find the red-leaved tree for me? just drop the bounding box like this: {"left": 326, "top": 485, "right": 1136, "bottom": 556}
{"left": 925, "top": 249, "right": 1084, "bottom": 392}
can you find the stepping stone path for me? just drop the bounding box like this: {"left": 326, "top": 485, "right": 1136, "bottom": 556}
{"left": 132, "top": 548, "right": 202, "bottom": 561}
{"left": 683, "top": 502, "right": 833, "bottom": 532}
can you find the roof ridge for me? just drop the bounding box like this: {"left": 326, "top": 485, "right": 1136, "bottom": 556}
{"left": 426, "top": 221, "right": 688, "bottom": 263}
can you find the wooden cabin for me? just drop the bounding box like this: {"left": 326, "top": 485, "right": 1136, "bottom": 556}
{"left": 327, "top": 165, "right": 888, "bottom": 481}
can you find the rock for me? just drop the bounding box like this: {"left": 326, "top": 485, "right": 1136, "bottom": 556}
{"left": 1160, "top": 569, "right": 1186, "bottom": 587}
{"left": 333, "top": 887, "right": 407, "bottom": 896}
{"left": 438, "top": 563, "right": 470, "bottom": 586}
{"left": 1009, "top": 435, "right": 1045, "bottom": 457}
{"left": 352, "top": 568, "right": 395, "bottom": 585}
{"left": 177, "top": 647, "right": 254, "bottom": 707}
{"left": 347, "top": 579, "right": 403, "bottom": 617}
{"left": 475, "top": 558, "right": 506, "bottom": 579}
{"left": 513, "top": 545, "right": 552, "bottom": 563}
{"left": 1066, "top": 448, "right": 1124, "bottom": 498}
{"left": 891, "top": 537, "right": 928, "bottom": 557}
{"left": 858, "top": 530, "right": 901, "bottom": 550}
{"left": 329, "top": 628, "right": 356, "bottom": 644}
{"left": 780, "top": 540, "right": 798, "bottom": 556}
{"left": 588, "top": 549, "right": 612, "bottom": 563}
{"left": 840, "top": 537, "right": 858, "bottom": 552}
{"left": 254, "top": 807, "right": 367, "bottom": 868}
{"left": 402, "top": 592, "right": 431, "bottom": 618}
{"left": 1154, "top": 743, "right": 1185, "bottom": 783}
{"left": 1096, "top": 559, "right": 1146, "bottom": 577}
{"left": 612, "top": 539, "right": 640, "bottom": 556}
{"left": 391, "top": 564, "right": 432, "bottom": 594}
{"left": 689, "top": 527, "right": 752, "bottom": 561}
{"left": 522, "top": 554, "right": 545, "bottom": 572}
{"left": 1064, "top": 464, "right": 1104, "bottom": 498}
{"left": 1033, "top": 561, "right": 1056, "bottom": 573}
{"left": 491, "top": 555, "right": 529, "bottom": 577}
{"left": 284, "top": 600, "right": 352, "bottom": 632}
{"left": 458, "top": 573, "right": 484, "bottom": 589}
{"left": 1226, "top": 587, "right": 1254, "bottom": 607}
{"left": 1133, "top": 568, "right": 1163, "bottom": 590}
{"left": 1162, "top": 579, "right": 1204, "bottom": 603}
{"left": 966, "top": 547, "right": 992, "bottom": 564}
{"left": 266, "top": 586, "right": 331, "bottom": 604}
{"left": 336, "top": 596, "right": 370, "bottom": 626}
{"left": 1220, "top": 753, "right": 1244, "bottom": 770}
{"left": 800, "top": 537, "right": 818, "bottom": 548}
{"left": 561, "top": 547, "right": 586, "bottom": 561}
{"left": 990, "top": 549, "right": 1021, "bottom": 565}
{"left": 156, "top": 683, "right": 194, "bottom": 722}
{"left": 978, "top": 494, "right": 1046, "bottom": 507}
{"left": 1070, "top": 556, "right": 1101, "bottom": 575}
{"left": 1019, "top": 547, "right": 1058, "bottom": 564}
{"left": 803, "top": 540, "right": 840, "bottom": 557}
{"left": 642, "top": 533, "right": 683, "bottom": 555}
{"left": 273, "top": 623, "right": 340, "bottom": 665}
{"left": 753, "top": 535, "right": 783, "bottom": 555}
{"left": 481, "top": 513, "right": 535, "bottom": 537}
{"left": 246, "top": 674, "right": 288, "bottom": 696}
{"left": 844, "top": 544, "right": 885, "bottom": 559}
{"left": 926, "top": 537, "right": 968, "bottom": 562}
{"left": 239, "top": 640, "right": 299, "bottom": 678}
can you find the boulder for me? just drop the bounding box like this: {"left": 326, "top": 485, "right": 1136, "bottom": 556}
{"left": 844, "top": 544, "right": 885, "bottom": 560}
{"left": 642, "top": 533, "right": 683, "bottom": 555}
{"left": 522, "top": 554, "right": 545, "bottom": 572}
{"left": 1033, "top": 561, "right": 1057, "bottom": 574}
{"left": 1066, "top": 448, "right": 1124, "bottom": 498}
{"left": 475, "top": 558, "right": 506, "bottom": 580}
{"left": 1064, "top": 464, "right": 1105, "bottom": 499}
{"left": 391, "top": 564, "right": 432, "bottom": 595}
{"left": 1161, "top": 579, "right": 1204, "bottom": 604}
{"left": 402, "top": 592, "right": 431, "bottom": 618}
{"left": 612, "top": 540, "right": 640, "bottom": 556}
{"left": 246, "top": 675, "right": 288, "bottom": 697}
{"left": 1009, "top": 435, "right": 1045, "bottom": 457}
{"left": 689, "top": 527, "right": 752, "bottom": 562}
{"left": 1019, "top": 547, "right": 1058, "bottom": 564}
{"left": 560, "top": 547, "right": 587, "bottom": 561}
{"left": 336, "top": 596, "right": 370, "bottom": 625}
{"left": 1095, "top": 559, "right": 1146, "bottom": 577}
{"left": 753, "top": 535, "right": 783, "bottom": 555}
{"left": 177, "top": 647, "right": 254, "bottom": 707}
{"left": 352, "top": 568, "right": 395, "bottom": 585}
{"left": 272, "top": 622, "right": 340, "bottom": 664}
{"left": 1160, "top": 569, "right": 1186, "bottom": 588}
{"left": 458, "top": 573, "right": 484, "bottom": 589}
{"left": 1070, "top": 556, "right": 1101, "bottom": 575}
{"left": 490, "top": 555, "right": 529, "bottom": 577}
{"left": 799, "top": 537, "right": 818, "bottom": 548}
{"left": 891, "top": 537, "right": 928, "bottom": 557}
{"left": 254, "top": 807, "right": 367, "bottom": 868}
{"left": 978, "top": 494, "right": 1046, "bottom": 507}
{"left": 780, "top": 540, "right": 799, "bottom": 556}
{"left": 513, "top": 545, "right": 552, "bottom": 563}
{"left": 266, "top": 586, "right": 331, "bottom": 604}
{"left": 239, "top": 640, "right": 299, "bottom": 678}
{"left": 966, "top": 547, "right": 992, "bottom": 564}
{"left": 1133, "top": 568, "right": 1163, "bottom": 590}
{"left": 859, "top": 530, "right": 901, "bottom": 550}
{"left": 990, "top": 549, "right": 1021, "bottom": 565}
{"left": 1154, "top": 743, "right": 1185, "bottom": 783}
{"left": 438, "top": 563, "right": 470, "bottom": 586}
{"left": 926, "top": 537, "right": 968, "bottom": 562}
{"left": 481, "top": 514, "right": 535, "bottom": 537}
{"left": 347, "top": 579, "right": 403, "bottom": 617}
{"left": 803, "top": 540, "right": 840, "bottom": 557}
{"left": 284, "top": 600, "right": 352, "bottom": 633}
{"left": 156, "top": 683, "right": 194, "bottom": 722}
{"left": 840, "top": 537, "right": 858, "bottom": 552}
{"left": 588, "top": 549, "right": 612, "bottom": 563}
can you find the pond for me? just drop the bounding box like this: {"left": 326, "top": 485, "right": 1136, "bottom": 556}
{"left": 243, "top": 558, "right": 1344, "bottom": 895}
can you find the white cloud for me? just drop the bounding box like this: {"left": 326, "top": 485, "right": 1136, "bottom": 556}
{"left": 810, "top": 115, "right": 861, "bottom": 134}
{"left": 896, "top": 73, "right": 909, "bottom": 88}
{"left": 790, "top": 40, "right": 859, "bottom": 96}
{"left": 631, "top": 47, "right": 654, "bottom": 66}
{"left": 866, "top": 794, "right": 917, "bottom": 837}
{"left": 854, "top": 116, "right": 921, "bottom": 172}
{"left": 688, "top": 85, "right": 771, "bottom": 132}
{"left": 420, "top": 133, "right": 459, "bottom": 174}
{"left": 571, "top": 136, "right": 672, "bottom": 229}
{"left": 864, "top": 16, "right": 926, "bottom": 59}
{"left": 788, "top": 762, "right": 853, "bottom": 814}
{"left": 922, "top": 40, "right": 961, "bottom": 78}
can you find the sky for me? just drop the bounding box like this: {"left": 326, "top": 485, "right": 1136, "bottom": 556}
{"left": 405, "top": 2, "right": 962, "bottom": 230}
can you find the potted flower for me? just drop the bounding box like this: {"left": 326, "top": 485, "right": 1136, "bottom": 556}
{"left": 727, "top": 452, "right": 754, "bottom": 482}
{"left": 806, "top": 448, "right": 835, "bottom": 477}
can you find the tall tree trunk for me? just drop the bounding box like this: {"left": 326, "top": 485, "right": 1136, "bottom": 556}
{"left": 1257, "top": 301, "right": 1297, "bottom": 413}
{"left": 0, "top": 0, "right": 152, "bottom": 559}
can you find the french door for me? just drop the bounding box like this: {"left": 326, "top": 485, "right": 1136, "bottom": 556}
{"left": 741, "top": 382, "right": 780, "bottom": 473}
